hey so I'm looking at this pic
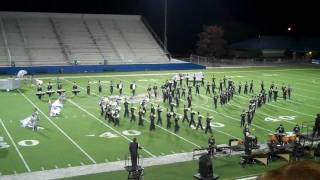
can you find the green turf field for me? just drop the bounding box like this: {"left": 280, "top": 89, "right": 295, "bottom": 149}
{"left": 0, "top": 65, "right": 319, "bottom": 178}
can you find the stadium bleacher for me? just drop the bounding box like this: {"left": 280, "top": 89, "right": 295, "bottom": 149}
{"left": 0, "top": 12, "right": 170, "bottom": 67}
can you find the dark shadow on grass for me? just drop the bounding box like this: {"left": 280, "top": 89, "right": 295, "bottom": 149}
{"left": 0, "top": 148, "right": 9, "bottom": 158}
{"left": 0, "top": 88, "right": 28, "bottom": 93}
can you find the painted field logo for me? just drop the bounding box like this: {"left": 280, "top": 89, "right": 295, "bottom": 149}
{"left": 94, "top": 130, "right": 142, "bottom": 139}
{"left": 0, "top": 136, "right": 10, "bottom": 149}
{"left": 190, "top": 122, "right": 225, "bottom": 130}
{"left": 18, "top": 140, "right": 40, "bottom": 147}
{"left": 264, "top": 116, "right": 296, "bottom": 122}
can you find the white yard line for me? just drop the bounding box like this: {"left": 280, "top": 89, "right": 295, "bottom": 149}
{"left": 267, "top": 103, "right": 314, "bottom": 118}
{"left": 215, "top": 129, "right": 240, "bottom": 139}
{"left": 0, "top": 118, "right": 31, "bottom": 172}
{"left": 67, "top": 99, "right": 156, "bottom": 158}
{"left": 18, "top": 90, "right": 97, "bottom": 164}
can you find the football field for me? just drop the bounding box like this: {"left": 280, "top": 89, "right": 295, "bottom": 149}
{"left": 0, "top": 65, "right": 319, "bottom": 178}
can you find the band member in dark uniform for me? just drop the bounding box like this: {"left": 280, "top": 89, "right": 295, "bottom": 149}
{"left": 175, "top": 96, "right": 179, "bottom": 107}
{"left": 189, "top": 108, "right": 196, "bottom": 127}
{"left": 47, "top": 81, "right": 55, "bottom": 97}
{"left": 240, "top": 110, "right": 246, "bottom": 127}
{"left": 205, "top": 113, "right": 213, "bottom": 134}
{"left": 288, "top": 85, "right": 292, "bottom": 99}
{"left": 238, "top": 82, "right": 242, "bottom": 94}
{"left": 153, "top": 84, "right": 158, "bottom": 98}
{"left": 293, "top": 124, "right": 300, "bottom": 135}
{"left": 244, "top": 81, "right": 248, "bottom": 94}
{"left": 130, "top": 81, "right": 136, "bottom": 96}
{"left": 36, "top": 85, "right": 45, "bottom": 100}
{"left": 182, "top": 105, "right": 189, "bottom": 123}
{"left": 130, "top": 105, "right": 136, "bottom": 122}
{"left": 124, "top": 99, "right": 129, "bottom": 118}
{"left": 196, "top": 112, "right": 204, "bottom": 130}
{"left": 174, "top": 113, "right": 180, "bottom": 133}
{"left": 208, "top": 135, "right": 215, "bottom": 155}
{"left": 129, "top": 138, "right": 141, "bottom": 170}
{"left": 166, "top": 108, "right": 172, "bottom": 129}
{"left": 313, "top": 114, "right": 320, "bottom": 137}
{"left": 268, "top": 88, "right": 273, "bottom": 102}
{"left": 72, "top": 82, "right": 80, "bottom": 95}
{"left": 196, "top": 83, "right": 200, "bottom": 95}
{"left": 261, "top": 81, "right": 264, "bottom": 92}
{"left": 223, "top": 75, "right": 227, "bottom": 87}
{"left": 206, "top": 82, "right": 211, "bottom": 95}
{"left": 273, "top": 87, "right": 278, "bottom": 101}
{"left": 156, "top": 105, "right": 163, "bottom": 125}
{"left": 110, "top": 81, "right": 114, "bottom": 95}
{"left": 138, "top": 108, "right": 144, "bottom": 126}
{"left": 201, "top": 76, "right": 205, "bottom": 87}
{"left": 86, "top": 81, "right": 91, "bottom": 95}
{"left": 283, "top": 87, "right": 287, "bottom": 100}
{"left": 147, "top": 85, "right": 152, "bottom": 99}
{"left": 246, "top": 109, "right": 252, "bottom": 126}
{"left": 98, "top": 80, "right": 102, "bottom": 94}
{"left": 113, "top": 110, "right": 120, "bottom": 126}
{"left": 193, "top": 74, "right": 196, "bottom": 87}
{"left": 219, "top": 79, "right": 223, "bottom": 92}
{"left": 149, "top": 113, "right": 156, "bottom": 131}
{"left": 57, "top": 82, "right": 65, "bottom": 95}
{"left": 181, "top": 85, "right": 186, "bottom": 99}
{"left": 276, "top": 124, "right": 285, "bottom": 144}
{"left": 186, "top": 75, "right": 189, "bottom": 86}
{"left": 47, "top": 81, "right": 53, "bottom": 91}
{"left": 213, "top": 94, "right": 218, "bottom": 109}
{"left": 249, "top": 80, "right": 254, "bottom": 93}
{"left": 211, "top": 81, "right": 216, "bottom": 94}
{"left": 187, "top": 94, "right": 192, "bottom": 108}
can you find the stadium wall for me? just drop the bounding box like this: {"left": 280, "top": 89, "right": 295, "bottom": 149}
{"left": 0, "top": 63, "right": 205, "bottom": 75}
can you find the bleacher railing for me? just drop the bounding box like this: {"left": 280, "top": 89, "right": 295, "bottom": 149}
{"left": 141, "top": 16, "right": 171, "bottom": 60}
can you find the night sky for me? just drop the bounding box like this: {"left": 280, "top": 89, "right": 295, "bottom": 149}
{"left": 1, "top": 0, "right": 318, "bottom": 56}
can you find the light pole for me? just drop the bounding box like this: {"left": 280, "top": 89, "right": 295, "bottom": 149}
{"left": 164, "top": 0, "right": 168, "bottom": 51}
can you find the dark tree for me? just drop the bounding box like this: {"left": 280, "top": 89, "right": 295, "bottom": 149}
{"left": 196, "top": 25, "right": 228, "bottom": 58}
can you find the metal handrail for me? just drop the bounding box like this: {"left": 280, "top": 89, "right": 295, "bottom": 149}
{"left": 141, "top": 16, "right": 171, "bottom": 59}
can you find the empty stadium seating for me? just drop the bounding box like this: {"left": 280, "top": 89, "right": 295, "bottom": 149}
{"left": 0, "top": 12, "right": 169, "bottom": 66}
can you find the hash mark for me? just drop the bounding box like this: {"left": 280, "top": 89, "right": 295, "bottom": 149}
{"left": 55, "top": 165, "right": 58, "bottom": 169}
{"left": 41, "top": 167, "right": 45, "bottom": 171}
{"left": 68, "top": 164, "right": 71, "bottom": 167}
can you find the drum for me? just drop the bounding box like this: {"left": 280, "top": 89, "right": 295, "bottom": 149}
{"left": 269, "top": 134, "right": 278, "bottom": 142}
{"left": 289, "top": 135, "right": 296, "bottom": 142}
{"left": 281, "top": 136, "right": 289, "bottom": 144}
